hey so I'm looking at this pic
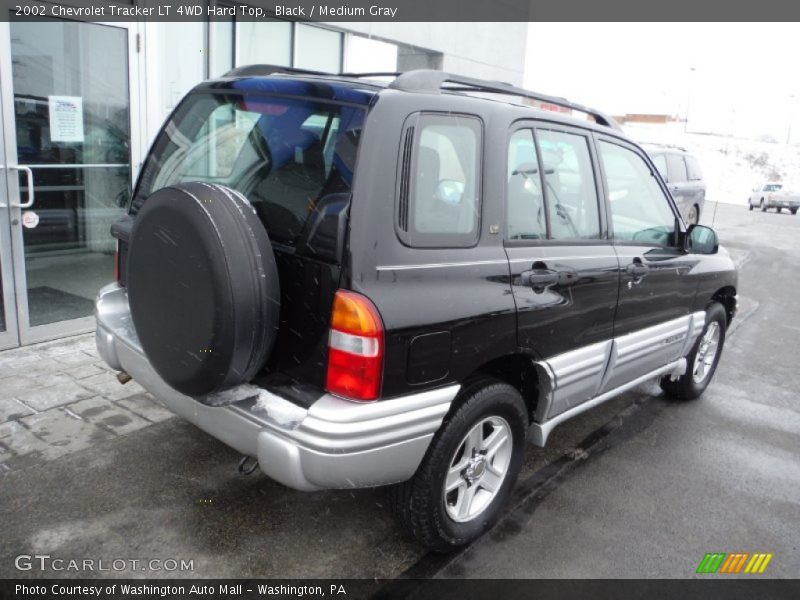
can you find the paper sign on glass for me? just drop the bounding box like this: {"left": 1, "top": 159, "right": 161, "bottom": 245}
{"left": 48, "top": 96, "right": 84, "bottom": 143}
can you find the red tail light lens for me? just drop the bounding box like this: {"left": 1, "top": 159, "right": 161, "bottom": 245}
{"left": 326, "top": 290, "right": 384, "bottom": 401}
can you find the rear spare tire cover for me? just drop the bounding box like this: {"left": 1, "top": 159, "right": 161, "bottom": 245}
{"left": 127, "top": 182, "right": 280, "bottom": 397}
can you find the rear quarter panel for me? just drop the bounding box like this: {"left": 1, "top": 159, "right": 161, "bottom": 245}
{"left": 346, "top": 92, "right": 518, "bottom": 398}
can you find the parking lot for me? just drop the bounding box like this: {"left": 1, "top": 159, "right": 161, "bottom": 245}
{"left": 0, "top": 201, "right": 798, "bottom": 581}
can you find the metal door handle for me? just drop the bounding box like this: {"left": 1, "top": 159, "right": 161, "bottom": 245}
{"left": 0, "top": 165, "right": 35, "bottom": 208}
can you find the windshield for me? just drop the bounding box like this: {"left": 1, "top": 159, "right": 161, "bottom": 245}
{"left": 764, "top": 184, "right": 782, "bottom": 192}
{"left": 132, "top": 92, "right": 364, "bottom": 245}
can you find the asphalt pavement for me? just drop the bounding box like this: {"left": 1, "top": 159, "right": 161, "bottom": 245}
{"left": 0, "top": 201, "right": 797, "bottom": 581}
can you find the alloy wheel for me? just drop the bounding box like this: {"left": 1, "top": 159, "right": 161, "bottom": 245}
{"left": 693, "top": 322, "right": 721, "bottom": 384}
{"left": 443, "top": 416, "right": 512, "bottom": 523}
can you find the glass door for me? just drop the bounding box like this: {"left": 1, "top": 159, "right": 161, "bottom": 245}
{"left": 0, "top": 17, "right": 140, "bottom": 347}
{"left": 0, "top": 89, "right": 20, "bottom": 349}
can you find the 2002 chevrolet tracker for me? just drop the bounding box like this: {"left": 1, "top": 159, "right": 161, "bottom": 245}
{"left": 96, "top": 66, "right": 738, "bottom": 551}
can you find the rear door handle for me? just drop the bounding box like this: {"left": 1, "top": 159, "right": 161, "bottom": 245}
{"left": 521, "top": 262, "right": 578, "bottom": 292}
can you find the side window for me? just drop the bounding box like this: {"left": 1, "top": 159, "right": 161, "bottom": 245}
{"left": 651, "top": 154, "right": 668, "bottom": 181}
{"left": 666, "top": 154, "right": 688, "bottom": 183}
{"left": 506, "top": 129, "right": 545, "bottom": 240}
{"left": 537, "top": 129, "right": 601, "bottom": 240}
{"left": 598, "top": 140, "right": 677, "bottom": 246}
{"left": 398, "top": 114, "right": 481, "bottom": 247}
{"left": 685, "top": 155, "right": 703, "bottom": 181}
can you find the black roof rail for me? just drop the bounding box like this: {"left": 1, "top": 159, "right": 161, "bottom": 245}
{"left": 338, "top": 71, "right": 402, "bottom": 79}
{"left": 388, "top": 69, "right": 622, "bottom": 132}
{"left": 224, "top": 64, "right": 332, "bottom": 78}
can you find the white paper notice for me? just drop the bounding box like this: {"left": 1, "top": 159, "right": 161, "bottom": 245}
{"left": 48, "top": 96, "right": 84, "bottom": 143}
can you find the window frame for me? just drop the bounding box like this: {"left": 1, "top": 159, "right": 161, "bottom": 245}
{"left": 503, "top": 120, "right": 609, "bottom": 248}
{"left": 593, "top": 133, "right": 684, "bottom": 248}
{"left": 394, "top": 111, "right": 484, "bottom": 249}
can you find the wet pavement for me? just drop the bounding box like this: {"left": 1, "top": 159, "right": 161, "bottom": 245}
{"left": 0, "top": 202, "right": 797, "bottom": 580}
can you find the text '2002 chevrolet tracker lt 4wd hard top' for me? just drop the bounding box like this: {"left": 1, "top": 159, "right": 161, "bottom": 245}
{"left": 95, "top": 66, "right": 737, "bottom": 551}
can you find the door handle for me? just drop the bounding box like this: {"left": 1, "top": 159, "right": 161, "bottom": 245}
{"left": 626, "top": 258, "right": 650, "bottom": 279}
{"left": 521, "top": 262, "right": 578, "bottom": 292}
{"left": 0, "top": 165, "right": 35, "bottom": 208}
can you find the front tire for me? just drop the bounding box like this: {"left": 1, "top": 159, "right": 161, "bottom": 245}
{"left": 761, "top": 199, "right": 766, "bottom": 212}
{"left": 748, "top": 202, "right": 754, "bottom": 211}
{"left": 791, "top": 208, "right": 798, "bottom": 215}
{"left": 389, "top": 379, "right": 527, "bottom": 552}
{"left": 660, "top": 303, "right": 727, "bottom": 400}
{"left": 777, "top": 207, "right": 782, "bottom": 213}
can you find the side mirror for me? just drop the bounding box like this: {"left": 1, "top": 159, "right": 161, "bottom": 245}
{"left": 435, "top": 179, "right": 464, "bottom": 205}
{"left": 685, "top": 224, "right": 718, "bottom": 254}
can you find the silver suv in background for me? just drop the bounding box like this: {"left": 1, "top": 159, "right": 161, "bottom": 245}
{"left": 645, "top": 144, "right": 706, "bottom": 225}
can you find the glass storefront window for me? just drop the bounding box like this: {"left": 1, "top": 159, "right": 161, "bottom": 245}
{"left": 236, "top": 21, "right": 292, "bottom": 66}
{"left": 294, "top": 25, "right": 342, "bottom": 73}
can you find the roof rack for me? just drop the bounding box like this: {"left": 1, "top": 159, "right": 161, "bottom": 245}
{"left": 223, "top": 65, "right": 621, "bottom": 132}
{"left": 223, "top": 64, "right": 331, "bottom": 78}
{"left": 388, "top": 70, "right": 622, "bottom": 131}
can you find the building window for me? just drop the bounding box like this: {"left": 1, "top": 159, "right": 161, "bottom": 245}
{"left": 236, "top": 20, "right": 292, "bottom": 67}
{"left": 294, "top": 24, "right": 342, "bottom": 72}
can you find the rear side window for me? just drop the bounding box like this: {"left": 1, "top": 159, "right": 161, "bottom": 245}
{"left": 397, "top": 113, "right": 482, "bottom": 247}
{"left": 537, "top": 129, "right": 601, "bottom": 240}
{"left": 666, "top": 154, "right": 688, "bottom": 183}
{"left": 506, "top": 129, "right": 545, "bottom": 240}
{"left": 132, "top": 93, "right": 364, "bottom": 246}
{"left": 685, "top": 155, "right": 703, "bottom": 181}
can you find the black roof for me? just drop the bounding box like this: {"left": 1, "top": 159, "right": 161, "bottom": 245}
{"left": 221, "top": 65, "right": 623, "bottom": 133}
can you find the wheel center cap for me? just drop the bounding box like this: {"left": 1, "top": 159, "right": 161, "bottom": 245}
{"left": 464, "top": 456, "right": 487, "bottom": 482}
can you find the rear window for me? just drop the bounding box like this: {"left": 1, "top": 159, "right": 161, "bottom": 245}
{"left": 132, "top": 93, "right": 364, "bottom": 245}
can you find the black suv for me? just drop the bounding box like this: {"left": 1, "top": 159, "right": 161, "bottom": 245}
{"left": 644, "top": 144, "right": 706, "bottom": 225}
{"left": 96, "top": 67, "right": 738, "bottom": 551}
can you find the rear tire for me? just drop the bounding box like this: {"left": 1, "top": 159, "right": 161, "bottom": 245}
{"left": 791, "top": 208, "right": 798, "bottom": 215}
{"left": 660, "top": 303, "right": 727, "bottom": 400}
{"left": 389, "top": 379, "right": 527, "bottom": 552}
{"left": 777, "top": 207, "right": 782, "bottom": 213}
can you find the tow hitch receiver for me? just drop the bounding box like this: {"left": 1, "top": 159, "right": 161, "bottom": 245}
{"left": 238, "top": 456, "right": 259, "bottom": 475}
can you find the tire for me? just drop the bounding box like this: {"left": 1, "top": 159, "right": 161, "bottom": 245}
{"left": 777, "top": 207, "right": 782, "bottom": 213}
{"left": 761, "top": 199, "right": 766, "bottom": 212}
{"left": 127, "top": 182, "right": 280, "bottom": 398}
{"left": 660, "top": 303, "right": 727, "bottom": 400}
{"left": 388, "top": 378, "right": 527, "bottom": 552}
{"left": 748, "top": 203, "right": 753, "bottom": 211}
{"left": 791, "top": 208, "right": 798, "bottom": 215}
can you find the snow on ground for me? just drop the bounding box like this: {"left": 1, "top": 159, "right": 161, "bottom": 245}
{"left": 624, "top": 122, "right": 800, "bottom": 206}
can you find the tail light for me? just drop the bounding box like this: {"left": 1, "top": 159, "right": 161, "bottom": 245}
{"left": 326, "top": 290, "right": 384, "bottom": 401}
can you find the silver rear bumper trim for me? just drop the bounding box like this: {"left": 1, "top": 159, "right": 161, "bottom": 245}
{"left": 95, "top": 283, "right": 458, "bottom": 491}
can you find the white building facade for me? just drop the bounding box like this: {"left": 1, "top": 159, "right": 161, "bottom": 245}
{"left": 0, "top": 11, "right": 528, "bottom": 349}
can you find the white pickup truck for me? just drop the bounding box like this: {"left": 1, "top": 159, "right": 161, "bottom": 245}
{"left": 748, "top": 182, "right": 800, "bottom": 214}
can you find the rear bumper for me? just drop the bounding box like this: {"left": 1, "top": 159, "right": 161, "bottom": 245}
{"left": 95, "top": 283, "right": 458, "bottom": 491}
{"left": 766, "top": 199, "right": 800, "bottom": 208}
